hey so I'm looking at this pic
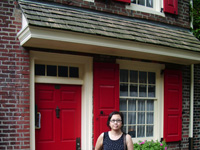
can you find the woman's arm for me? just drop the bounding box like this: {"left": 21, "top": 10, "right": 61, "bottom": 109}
{"left": 95, "top": 133, "right": 104, "bottom": 150}
{"left": 126, "top": 134, "right": 134, "bottom": 150}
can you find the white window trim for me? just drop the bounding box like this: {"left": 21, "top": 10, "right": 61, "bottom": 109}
{"left": 30, "top": 51, "right": 93, "bottom": 150}
{"left": 117, "top": 59, "right": 165, "bottom": 143}
{"left": 126, "top": 0, "right": 165, "bottom": 17}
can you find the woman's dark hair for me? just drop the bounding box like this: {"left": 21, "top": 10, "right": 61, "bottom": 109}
{"left": 107, "top": 111, "right": 124, "bottom": 129}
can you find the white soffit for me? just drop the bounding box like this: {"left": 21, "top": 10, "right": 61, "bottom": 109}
{"left": 17, "top": 25, "right": 200, "bottom": 65}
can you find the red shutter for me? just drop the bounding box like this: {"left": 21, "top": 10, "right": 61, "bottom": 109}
{"left": 93, "top": 62, "right": 119, "bottom": 145}
{"left": 164, "top": 70, "right": 182, "bottom": 142}
{"left": 114, "top": 0, "right": 131, "bottom": 3}
{"left": 164, "top": 0, "right": 178, "bottom": 15}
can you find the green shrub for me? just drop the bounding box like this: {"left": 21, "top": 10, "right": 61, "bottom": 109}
{"left": 133, "top": 140, "right": 167, "bottom": 150}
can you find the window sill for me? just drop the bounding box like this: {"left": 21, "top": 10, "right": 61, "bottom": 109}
{"left": 126, "top": 4, "right": 165, "bottom": 17}
{"left": 132, "top": 137, "right": 160, "bottom": 143}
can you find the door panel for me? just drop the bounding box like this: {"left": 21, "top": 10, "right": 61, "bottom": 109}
{"left": 39, "top": 109, "right": 55, "bottom": 141}
{"left": 61, "top": 110, "right": 76, "bottom": 140}
{"left": 35, "top": 84, "right": 81, "bottom": 150}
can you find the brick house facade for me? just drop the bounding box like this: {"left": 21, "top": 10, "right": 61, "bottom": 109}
{"left": 0, "top": 0, "right": 200, "bottom": 150}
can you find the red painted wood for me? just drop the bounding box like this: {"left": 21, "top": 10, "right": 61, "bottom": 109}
{"left": 114, "top": 0, "right": 131, "bottom": 3}
{"left": 35, "top": 84, "right": 81, "bottom": 150}
{"left": 164, "top": 0, "right": 178, "bottom": 15}
{"left": 93, "top": 62, "right": 119, "bottom": 145}
{"left": 164, "top": 70, "right": 182, "bottom": 142}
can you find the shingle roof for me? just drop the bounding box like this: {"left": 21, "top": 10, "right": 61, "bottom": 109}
{"left": 18, "top": 0, "right": 200, "bottom": 52}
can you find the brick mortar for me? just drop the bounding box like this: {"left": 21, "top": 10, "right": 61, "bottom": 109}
{"left": 0, "top": 0, "right": 30, "bottom": 149}
{"left": 193, "top": 64, "right": 200, "bottom": 150}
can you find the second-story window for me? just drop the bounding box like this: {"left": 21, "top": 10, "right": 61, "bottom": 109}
{"left": 132, "top": 0, "right": 153, "bottom": 8}
{"left": 126, "top": 0, "right": 164, "bottom": 16}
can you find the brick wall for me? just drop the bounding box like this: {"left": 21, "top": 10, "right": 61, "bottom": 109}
{"left": 159, "top": 65, "right": 190, "bottom": 150}
{"left": 165, "top": 65, "right": 200, "bottom": 150}
{"left": 193, "top": 64, "right": 200, "bottom": 149}
{"left": 43, "top": 0, "right": 190, "bottom": 28}
{"left": 0, "top": 0, "right": 30, "bottom": 149}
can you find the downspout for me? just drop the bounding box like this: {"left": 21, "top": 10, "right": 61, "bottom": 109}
{"left": 189, "top": 0, "right": 194, "bottom": 150}
{"left": 189, "top": 64, "right": 194, "bottom": 150}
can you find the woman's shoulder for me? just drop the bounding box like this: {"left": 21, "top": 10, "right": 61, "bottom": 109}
{"left": 125, "top": 133, "right": 132, "bottom": 141}
{"left": 99, "top": 132, "right": 107, "bottom": 139}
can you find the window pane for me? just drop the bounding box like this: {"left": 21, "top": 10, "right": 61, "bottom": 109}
{"left": 69, "top": 67, "right": 79, "bottom": 78}
{"left": 137, "top": 125, "right": 145, "bottom": 137}
{"left": 120, "top": 99, "right": 127, "bottom": 111}
{"left": 130, "top": 70, "right": 138, "bottom": 83}
{"left": 128, "top": 112, "right": 136, "bottom": 124}
{"left": 128, "top": 126, "right": 136, "bottom": 138}
{"left": 122, "top": 112, "right": 127, "bottom": 125}
{"left": 146, "top": 125, "right": 153, "bottom": 137}
{"left": 146, "top": 0, "right": 153, "bottom": 8}
{"left": 58, "top": 66, "right": 68, "bottom": 77}
{"left": 139, "top": 85, "right": 147, "bottom": 97}
{"left": 148, "top": 72, "right": 155, "bottom": 84}
{"left": 139, "top": 71, "right": 147, "bottom": 83}
{"left": 138, "top": 0, "right": 145, "bottom": 6}
{"left": 122, "top": 126, "right": 127, "bottom": 133}
{"left": 147, "top": 100, "right": 154, "bottom": 111}
{"left": 120, "top": 69, "right": 128, "bottom": 82}
{"left": 47, "top": 65, "right": 57, "bottom": 76}
{"left": 35, "top": 64, "right": 45, "bottom": 76}
{"left": 120, "top": 83, "right": 128, "bottom": 96}
{"left": 128, "top": 100, "right": 136, "bottom": 111}
{"left": 138, "top": 112, "right": 145, "bottom": 124}
{"left": 132, "top": 0, "right": 136, "bottom": 3}
{"left": 138, "top": 100, "right": 145, "bottom": 111}
{"left": 147, "top": 112, "right": 154, "bottom": 124}
{"left": 148, "top": 85, "right": 155, "bottom": 97}
{"left": 130, "top": 84, "right": 138, "bottom": 97}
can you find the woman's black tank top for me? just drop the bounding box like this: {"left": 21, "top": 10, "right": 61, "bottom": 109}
{"left": 103, "top": 132, "right": 124, "bottom": 150}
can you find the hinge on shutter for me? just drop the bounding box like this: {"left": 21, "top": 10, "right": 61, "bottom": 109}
{"left": 160, "top": 8, "right": 163, "bottom": 13}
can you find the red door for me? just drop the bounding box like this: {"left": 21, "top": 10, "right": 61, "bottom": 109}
{"left": 35, "top": 84, "right": 81, "bottom": 150}
{"left": 93, "top": 62, "right": 119, "bottom": 145}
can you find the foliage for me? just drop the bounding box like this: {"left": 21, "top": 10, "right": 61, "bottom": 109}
{"left": 133, "top": 140, "right": 167, "bottom": 150}
{"left": 190, "top": 0, "right": 200, "bottom": 40}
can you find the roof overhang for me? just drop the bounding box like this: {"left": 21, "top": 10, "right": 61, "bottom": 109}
{"left": 17, "top": 25, "right": 200, "bottom": 65}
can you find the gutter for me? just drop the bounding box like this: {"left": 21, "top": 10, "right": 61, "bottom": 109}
{"left": 189, "top": 64, "right": 194, "bottom": 150}
{"left": 189, "top": 1, "right": 194, "bottom": 150}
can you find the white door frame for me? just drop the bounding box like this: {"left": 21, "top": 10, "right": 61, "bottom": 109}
{"left": 30, "top": 51, "right": 93, "bottom": 150}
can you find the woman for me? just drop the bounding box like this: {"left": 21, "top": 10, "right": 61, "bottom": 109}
{"left": 95, "top": 111, "right": 134, "bottom": 150}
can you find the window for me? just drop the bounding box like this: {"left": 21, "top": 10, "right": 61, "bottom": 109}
{"left": 35, "top": 64, "right": 79, "bottom": 78}
{"left": 117, "top": 59, "right": 164, "bottom": 142}
{"left": 120, "top": 70, "right": 155, "bottom": 138}
{"left": 132, "top": 0, "right": 153, "bottom": 8}
{"left": 126, "top": 0, "right": 164, "bottom": 16}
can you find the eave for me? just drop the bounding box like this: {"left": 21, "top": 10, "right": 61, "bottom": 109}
{"left": 18, "top": 25, "right": 200, "bottom": 65}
